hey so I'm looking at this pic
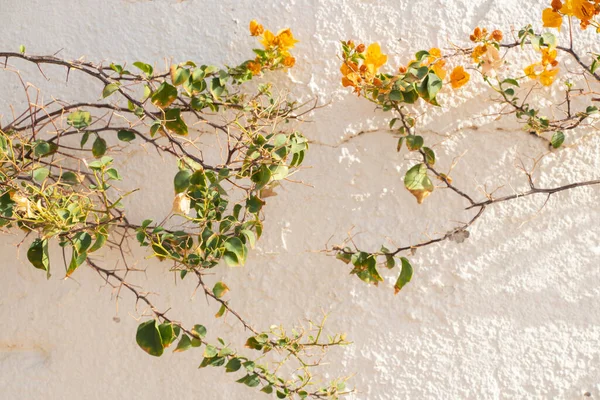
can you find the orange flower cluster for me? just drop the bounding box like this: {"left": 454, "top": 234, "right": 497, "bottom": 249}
{"left": 524, "top": 48, "right": 560, "bottom": 86}
{"left": 470, "top": 27, "right": 503, "bottom": 43}
{"left": 247, "top": 20, "right": 298, "bottom": 75}
{"left": 341, "top": 42, "right": 388, "bottom": 93}
{"left": 543, "top": 0, "right": 600, "bottom": 30}
{"left": 340, "top": 42, "right": 469, "bottom": 95}
{"left": 470, "top": 27, "right": 504, "bottom": 78}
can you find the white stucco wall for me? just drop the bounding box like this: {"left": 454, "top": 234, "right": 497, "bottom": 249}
{"left": 1, "top": 0, "right": 600, "bottom": 399}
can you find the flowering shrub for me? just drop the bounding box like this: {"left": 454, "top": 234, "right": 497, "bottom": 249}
{"left": 0, "top": 21, "right": 349, "bottom": 399}
{"left": 335, "top": 1, "right": 600, "bottom": 294}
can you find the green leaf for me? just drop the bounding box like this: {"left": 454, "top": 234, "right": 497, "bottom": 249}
{"left": 541, "top": 32, "right": 557, "bottom": 50}
{"left": 117, "top": 130, "right": 136, "bottom": 142}
{"left": 158, "top": 323, "right": 177, "bottom": 347}
{"left": 174, "top": 170, "right": 191, "bottom": 194}
{"left": 19, "top": 44, "right": 25, "bottom": 54}
{"left": 422, "top": 146, "right": 435, "bottom": 165}
{"left": 394, "top": 257, "right": 413, "bottom": 294}
{"left": 60, "top": 171, "right": 80, "bottom": 185}
{"left": 251, "top": 165, "right": 271, "bottom": 190}
{"left": 269, "top": 165, "right": 288, "bottom": 181}
{"left": 237, "top": 374, "right": 261, "bottom": 388}
{"left": 102, "top": 82, "right": 121, "bottom": 98}
{"left": 174, "top": 334, "right": 192, "bottom": 353}
{"left": 246, "top": 195, "right": 265, "bottom": 214}
{"left": 215, "top": 304, "right": 227, "bottom": 318}
{"left": 551, "top": 131, "right": 565, "bottom": 149}
{"left": 404, "top": 163, "right": 434, "bottom": 204}
{"left": 192, "top": 324, "right": 207, "bottom": 338}
{"left": 67, "top": 111, "right": 92, "bottom": 130}
{"left": 92, "top": 137, "right": 107, "bottom": 158}
{"left": 210, "top": 78, "right": 225, "bottom": 99}
{"left": 406, "top": 135, "right": 423, "bottom": 151}
{"left": 66, "top": 248, "right": 87, "bottom": 277}
{"left": 106, "top": 167, "right": 122, "bottom": 180}
{"left": 212, "top": 281, "right": 230, "bottom": 299}
{"left": 426, "top": 73, "right": 443, "bottom": 100}
{"left": 136, "top": 320, "right": 164, "bottom": 357}
{"left": 151, "top": 83, "right": 178, "bottom": 108}
{"left": 415, "top": 50, "right": 430, "bottom": 61}
{"left": 225, "top": 358, "right": 242, "bottom": 373}
{"left": 261, "top": 385, "right": 274, "bottom": 394}
{"left": 203, "top": 344, "right": 218, "bottom": 358}
{"left": 33, "top": 140, "right": 58, "bottom": 157}
{"left": 27, "top": 238, "right": 50, "bottom": 276}
{"left": 389, "top": 90, "right": 403, "bottom": 102}
{"left": 32, "top": 167, "right": 50, "bottom": 183}
{"left": 88, "top": 231, "right": 107, "bottom": 253}
{"left": 503, "top": 78, "right": 520, "bottom": 87}
{"left": 133, "top": 61, "right": 153, "bottom": 77}
{"left": 171, "top": 66, "right": 191, "bottom": 86}
{"left": 72, "top": 232, "right": 92, "bottom": 253}
{"left": 80, "top": 131, "right": 90, "bottom": 148}
{"left": 396, "top": 137, "right": 405, "bottom": 152}
{"left": 164, "top": 108, "right": 188, "bottom": 136}
{"left": 224, "top": 237, "right": 247, "bottom": 267}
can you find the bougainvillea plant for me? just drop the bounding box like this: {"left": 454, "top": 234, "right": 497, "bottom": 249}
{"left": 0, "top": 21, "right": 350, "bottom": 399}
{"left": 334, "top": 0, "right": 600, "bottom": 293}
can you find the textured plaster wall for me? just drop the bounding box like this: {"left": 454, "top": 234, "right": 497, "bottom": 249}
{"left": 1, "top": 0, "right": 600, "bottom": 399}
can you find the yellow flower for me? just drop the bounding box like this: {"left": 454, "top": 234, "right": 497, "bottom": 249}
{"left": 364, "top": 43, "right": 388, "bottom": 74}
{"left": 247, "top": 60, "right": 262, "bottom": 75}
{"left": 282, "top": 56, "right": 296, "bottom": 68}
{"left": 541, "top": 48, "right": 559, "bottom": 67}
{"left": 249, "top": 20, "right": 264, "bottom": 36}
{"left": 275, "top": 28, "right": 299, "bottom": 51}
{"left": 340, "top": 61, "right": 361, "bottom": 93}
{"left": 560, "top": 0, "right": 596, "bottom": 22}
{"left": 450, "top": 66, "right": 470, "bottom": 89}
{"left": 260, "top": 30, "right": 276, "bottom": 49}
{"left": 472, "top": 44, "right": 487, "bottom": 63}
{"left": 524, "top": 62, "right": 559, "bottom": 86}
{"left": 539, "top": 67, "right": 560, "bottom": 86}
{"left": 428, "top": 48, "right": 442, "bottom": 61}
{"left": 427, "top": 48, "right": 447, "bottom": 79}
{"left": 542, "top": 8, "right": 563, "bottom": 30}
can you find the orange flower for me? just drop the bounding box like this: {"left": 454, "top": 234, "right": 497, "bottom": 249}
{"left": 542, "top": 8, "right": 563, "bottom": 30}
{"left": 524, "top": 62, "right": 559, "bottom": 86}
{"left": 364, "top": 43, "right": 388, "bottom": 75}
{"left": 450, "top": 66, "right": 470, "bottom": 89}
{"left": 260, "top": 30, "right": 276, "bottom": 49}
{"left": 249, "top": 20, "right": 264, "bottom": 36}
{"left": 426, "top": 48, "right": 447, "bottom": 79}
{"left": 472, "top": 44, "right": 487, "bottom": 63}
{"left": 282, "top": 56, "right": 296, "bottom": 68}
{"left": 275, "top": 28, "right": 299, "bottom": 51}
{"left": 560, "top": 0, "right": 596, "bottom": 22}
{"left": 489, "top": 30, "right": 503, "bottom": 42}
{"left": 247, "top": 60, "right": 262, "bottom": 75}
{"left": 470, "top": 27, "right": 488, "bottom": 42}
{"left": 541, "top": 48, "right": 559, "bottom": 67}
{"left": 340, "top": 61, "right": 362, "bottom": 92}
{"left": 355, "top": 44, "right": 366, "bottom": 53}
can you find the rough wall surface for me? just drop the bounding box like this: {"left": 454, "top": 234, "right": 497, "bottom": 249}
{"left": 1, "top": 0, "right": 600, "bottom": 399}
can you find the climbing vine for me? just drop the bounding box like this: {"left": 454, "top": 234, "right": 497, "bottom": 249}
{"left": 334, "top": 0, "right": 600, "bottom": 293}
{"left": 0, "top": 21, "right": 350, "bottom": 399}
